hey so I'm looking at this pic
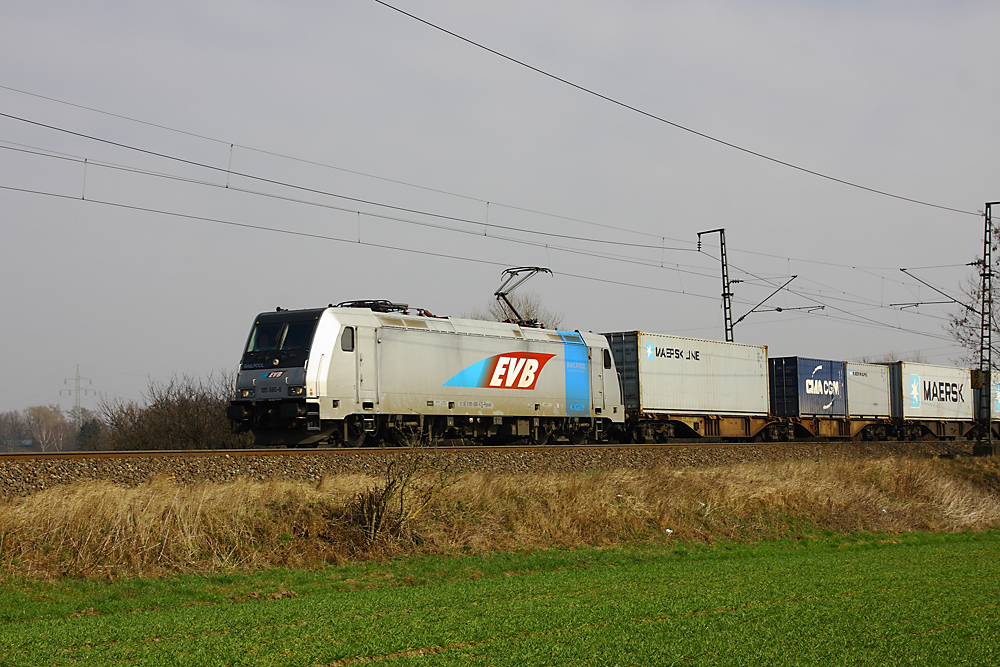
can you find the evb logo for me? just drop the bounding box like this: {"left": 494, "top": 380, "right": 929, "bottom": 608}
{"left": 444, "top": 352, "right": 556, "bottom": 390}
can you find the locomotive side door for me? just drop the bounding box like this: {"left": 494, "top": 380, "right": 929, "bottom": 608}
{"left": 590, "top": 347, "right": 606, "bottom": 413}
{"left": 356, "top": 326, "right": 379, "bottom": 405}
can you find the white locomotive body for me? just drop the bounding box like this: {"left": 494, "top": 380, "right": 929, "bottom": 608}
{"left": 227, "top": 305, "right": 624, "bottom": 446}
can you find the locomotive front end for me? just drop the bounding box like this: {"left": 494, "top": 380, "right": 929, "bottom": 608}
{"left": 227, "top": 308, "right": 328, "bottom": 446}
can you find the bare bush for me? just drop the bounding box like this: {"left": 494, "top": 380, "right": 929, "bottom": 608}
{"left": 99, "top": 373, "right": 251, "bottom": 450}
{"left": 347, "top": 449, "right": 455, "bottom": 546}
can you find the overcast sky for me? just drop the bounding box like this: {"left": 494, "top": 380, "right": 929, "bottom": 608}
{"left": 1, "top": 0, "right": 997, "bottom": 414}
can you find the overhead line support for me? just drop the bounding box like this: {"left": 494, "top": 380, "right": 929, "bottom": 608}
{"left": 697, "top": 228, "right": 734, "bottom": 342}
{"left": 976, "top": 202, "right": 1000, "bottom": 456}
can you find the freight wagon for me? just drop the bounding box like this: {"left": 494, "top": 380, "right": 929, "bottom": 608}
{"left": 603, "top": 331, "right": 771, "bottom": 441}
{"left": 887, "top": 362, "right": 976, "bottom": 440}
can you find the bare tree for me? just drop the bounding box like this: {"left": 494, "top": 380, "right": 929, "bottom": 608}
{"left": 23, "top": 405, "right": 74, "bottom": 452}
{"left": 463, "top": 291, "right": 564, "bottom": 329}
{"left": 0, "top": 411, "right": 31, "bottom": 451}
{"left": 946, "top": 225, "right": 999, "bottom": 369}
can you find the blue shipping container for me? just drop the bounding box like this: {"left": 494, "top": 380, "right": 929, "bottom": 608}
{"left": 769, "top": 357, "right": 848, "bottom": 417}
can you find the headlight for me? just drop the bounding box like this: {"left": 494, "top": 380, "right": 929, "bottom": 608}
{"left": 239, "top": 388, "right": 255, "bottom": 398}
{"left": 287, "top": 386, "right": 305, "bottom": 396}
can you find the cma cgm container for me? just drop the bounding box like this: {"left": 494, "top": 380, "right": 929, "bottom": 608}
{"left": 845, "top": 362, "right": 891, "bottom": 418}
{"left": 603, "top": 332, "right": 769, "bottom": 415}
{"left": 888, "top": 362, "right": 973, "bottom": 421}
{"left": 769, "top": 357, "right": 848, "bottom": 417}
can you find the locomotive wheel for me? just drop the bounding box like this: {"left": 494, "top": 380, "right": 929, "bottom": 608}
{"left": 345, "top": 421, "right": 367, "bottom": 447}
{"left": 383, "top": 426, "right": 414, "bottom": 447}
{"left": 532, "top": 427, "right": 550, "bottom": 446}
{"left": 569, "top": 429, "right": 588, "bottom": 445}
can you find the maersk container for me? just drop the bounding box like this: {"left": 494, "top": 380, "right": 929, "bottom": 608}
{"left": 888, "top": 362, "right": 973, "bottom": 421}
{"left": 769, "top": 357, "right": 848, "bottom": 417}
{"left": 845, "top": 362, "right": 891, "bottom": 418}
{"left": 603, "top": 332, "right": 769, "bottom": 416}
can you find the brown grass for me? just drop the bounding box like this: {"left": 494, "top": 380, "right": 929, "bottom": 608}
{"left": 0, "top": 456, "right": 998, "bottom": 579}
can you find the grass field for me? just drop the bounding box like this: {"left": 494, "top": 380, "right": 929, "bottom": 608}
{"left": 1, "top": 530, "right": 998, "bottom": 666}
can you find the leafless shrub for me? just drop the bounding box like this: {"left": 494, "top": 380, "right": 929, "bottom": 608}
{"left": 99, "top": 372, "right": 251, "bottom": 450}
{"left": 346, "top": 448, "right": 455, "bottom": 547}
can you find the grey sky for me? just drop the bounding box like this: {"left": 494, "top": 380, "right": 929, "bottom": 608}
{"left": 1, "top": 0, "right": 997, "bottom": 414}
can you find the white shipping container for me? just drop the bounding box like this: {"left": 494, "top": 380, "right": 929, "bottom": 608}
{"left": 846, "top": 362, "right": 891, "bottom": 418}
{"left": 604, "top": 332, "right": 769, "bottom": 416}
{"left": 888, "top": 362, "right": 974, "bottom": 421}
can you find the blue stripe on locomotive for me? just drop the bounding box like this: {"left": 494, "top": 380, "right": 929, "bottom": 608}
{"left": 559, "top": 331, "right": 590, "bottom": 416}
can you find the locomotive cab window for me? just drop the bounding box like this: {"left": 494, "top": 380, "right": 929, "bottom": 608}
{"left": 341, "top": 327, "right": 355, "bottom": 352}
{"left": 246, "top": 319, "right": 318, "bottom": 353}
{"left": 604, "top": 349, "right": 612, "bottom": 369}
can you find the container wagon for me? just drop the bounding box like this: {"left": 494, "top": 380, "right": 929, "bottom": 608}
{"left": 887, "top": 361, "right": 974, "bottom": 440}
{"left": 603, "top": 331, "right": 770, "bottom": 441}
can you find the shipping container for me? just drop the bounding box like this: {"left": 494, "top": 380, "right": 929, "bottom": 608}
{"left": 603, "top": 332, "right": 769, "bottom": 416}
{"left": 769, "top": 357, "right": 848, "bottom": 417}
{"left": 971, "top": 380, "right": 1000, "bottom": 421}
{"left": 845, "top": 362, "right": 891, "bottom": 418}
{"left": 887, "top": 362, "right": 973, "bottom": 421}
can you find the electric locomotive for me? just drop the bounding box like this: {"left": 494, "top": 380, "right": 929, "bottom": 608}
{"left": 227, "top": 301, "right": 625, "bottom": 446}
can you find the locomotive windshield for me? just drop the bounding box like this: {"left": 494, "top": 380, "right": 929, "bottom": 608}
{"left": 241, "top": 310, "right": 324, "bottom": 368}
{"left": 247, "top": 320, "right": 317, "bottom": 352}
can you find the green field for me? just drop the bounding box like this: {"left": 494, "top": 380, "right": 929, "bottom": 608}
{"left": 1, "top": 531, "right": 997, "bottom": 666}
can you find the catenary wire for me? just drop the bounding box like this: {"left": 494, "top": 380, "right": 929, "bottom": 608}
{"left": 0, "top": 84, "right": 671, "bottom": 243}
{"left": 0, "top": 182, "right": 724, "bottom": 302}
{"left": 700, "top": 249, "right": 963, "bottom": 331}
{"left": 1, "top": 85, "right": 981, "bottom": 276}
{"left": 0, "top": 120, "right": 980, "bottom": 340}
{"left": 31, "top": 127, "right": 958, "bottom": 294}
{"left": 0, "top": 118, "right": 695, "bottom": 253}
{"left": 372, "top": 0, "right": 979, "bottom": 218}
{"left": 0, "top": 182, "right": 966, "bottom": 346}
{"left": 0, "top": 142, "right": 720, "bottom": 277}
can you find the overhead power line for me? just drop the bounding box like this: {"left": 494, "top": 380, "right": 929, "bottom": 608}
{"left": 0, "top": 180, "right": 965, "bottom": 345}
{"left": 0, "top": 141, "right": 719, "bottom": 278}
{"left": 1, "top": 84, "right": 978, "bottom": 276}
{"left": 373, "top": 0, "right": 979, "bottom": 217}
{"left": 0, "top": 83, "right": 670, "bottom": 243}
{"left": 0, "top": 181, "right": 721, "bottom": 302}
{"left": 0, "top": 114, "right": 697, "bottom": 254}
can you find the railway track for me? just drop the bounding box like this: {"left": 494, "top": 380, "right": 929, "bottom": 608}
{"left": 0, "top": 439, "right": 981, "bottom": 462}
{"left": 0, "top": 439, "right": 978, "bottom": 498}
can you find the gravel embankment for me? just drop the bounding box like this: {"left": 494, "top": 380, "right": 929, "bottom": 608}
{"left": 0, "top": 440, "right": 974, "bottom": 498}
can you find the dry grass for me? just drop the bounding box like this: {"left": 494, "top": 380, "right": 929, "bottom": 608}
{"left": 1, "top": 456, "right": 998, "bottom": 579}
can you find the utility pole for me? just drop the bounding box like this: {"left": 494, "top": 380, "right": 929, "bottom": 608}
{"left": 976, "top": 203, "right": 999, "bottom": 456}
{"left": 61, "top": 365, "right": 93, "bottom": 429}
{"left": 697, "top": 229, "right": 734, "bottom": 342}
